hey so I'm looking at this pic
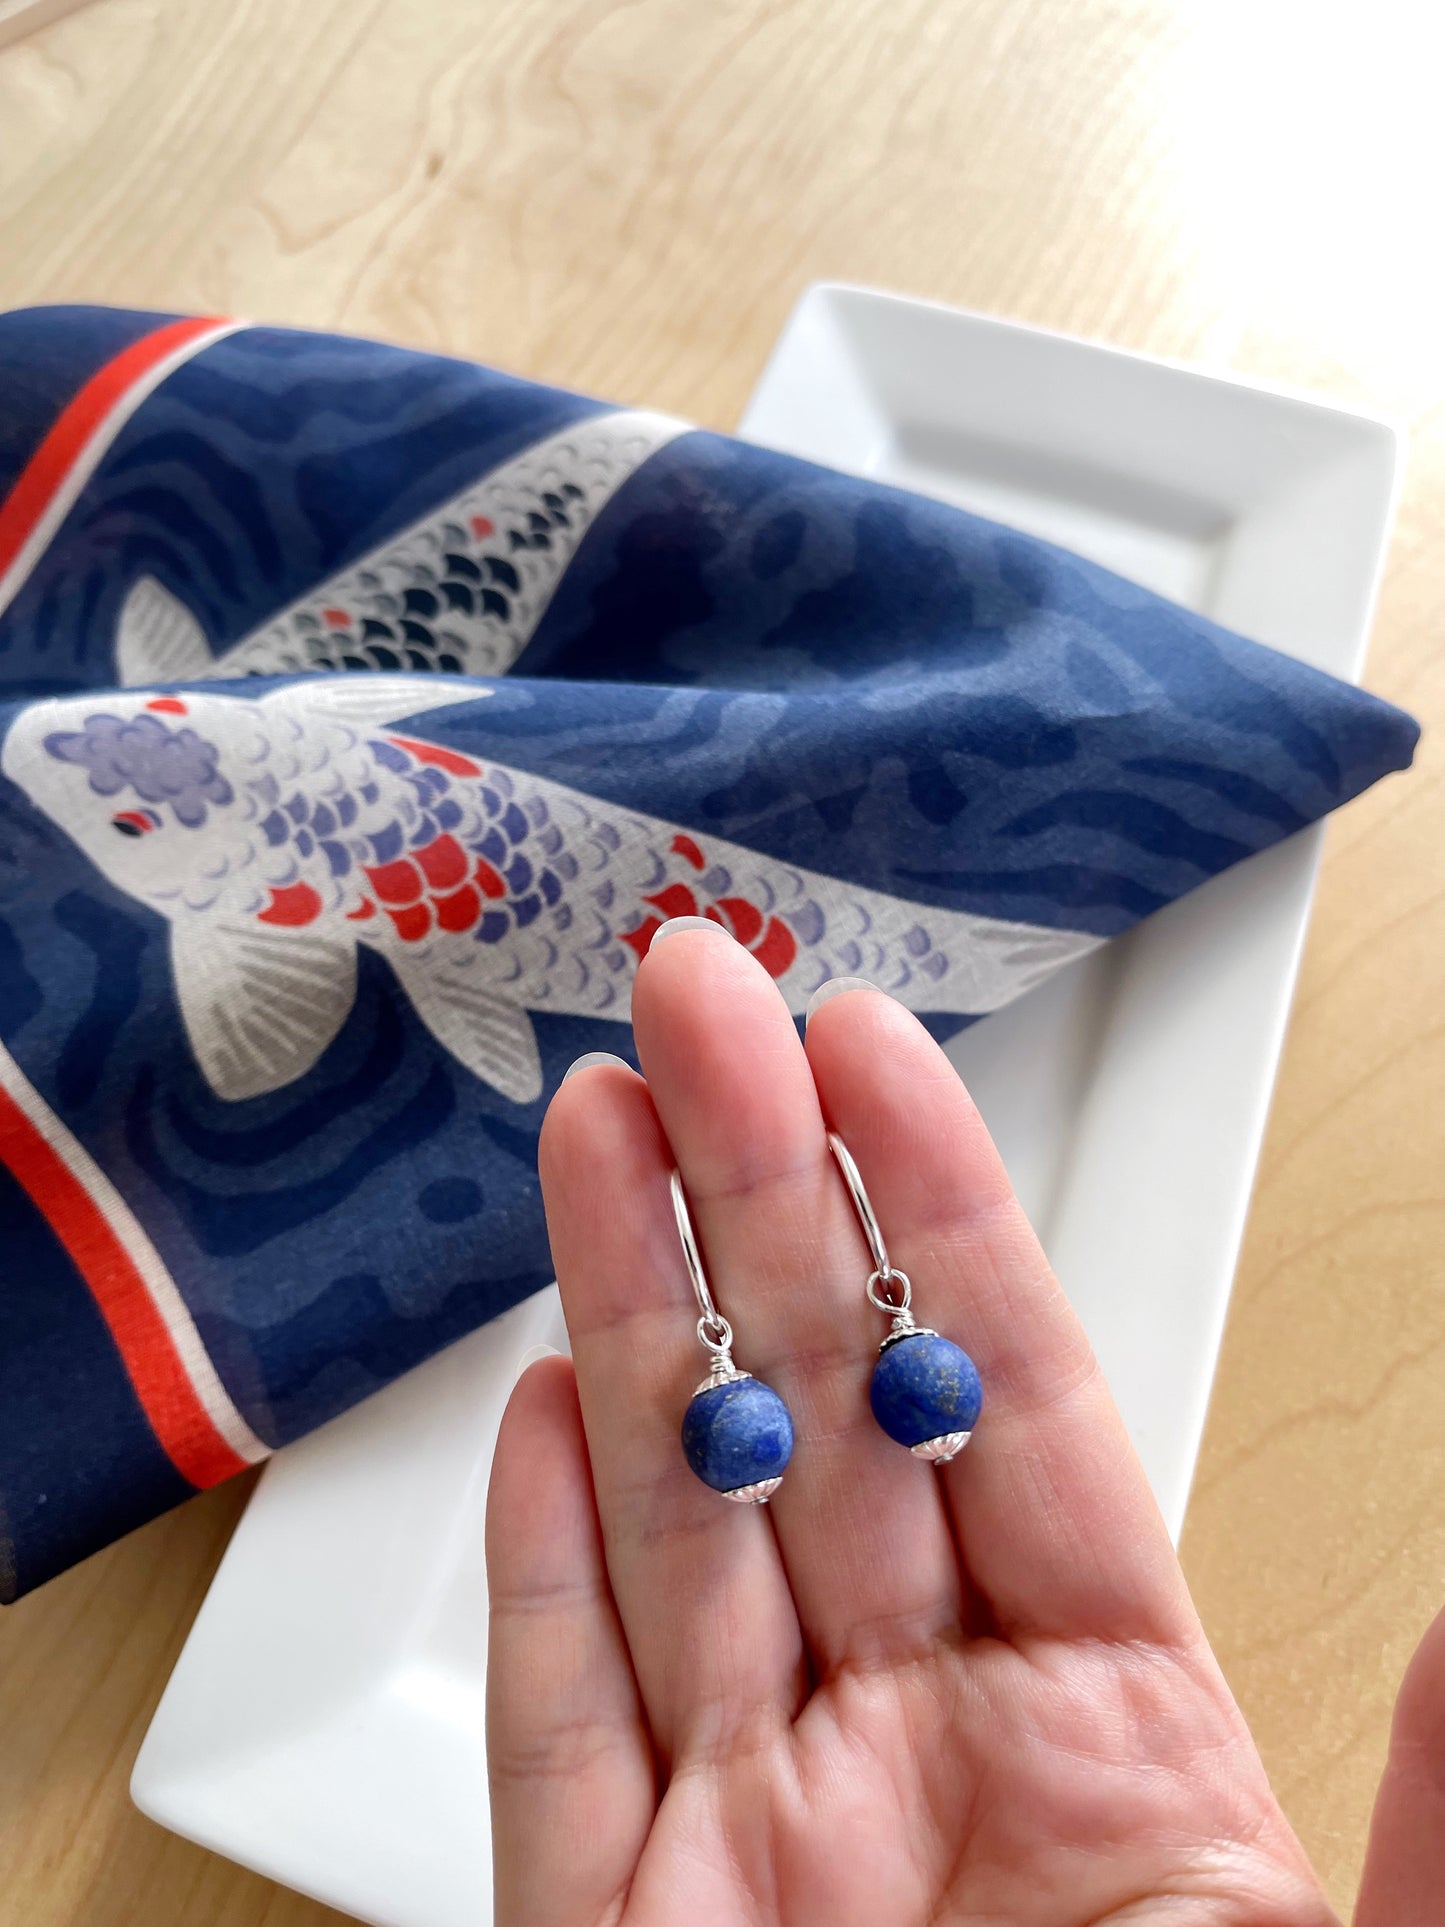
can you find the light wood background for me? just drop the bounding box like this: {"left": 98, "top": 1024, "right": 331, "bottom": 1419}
{"left": 0, "top": 0, "right": 1441, "bottom": 1920}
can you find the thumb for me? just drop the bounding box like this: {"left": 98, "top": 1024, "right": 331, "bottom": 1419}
{"left": 1355, "top": 1602, "right": 1445, "bottom": 1927}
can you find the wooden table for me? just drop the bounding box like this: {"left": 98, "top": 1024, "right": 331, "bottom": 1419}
{"left": 1, "top": 1, "right": 1441, "bottom": 1919}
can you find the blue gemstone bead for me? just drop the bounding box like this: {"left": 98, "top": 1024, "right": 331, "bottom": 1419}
{"left": 869, "top": 1331, "right": 982, "bottom": 1450}
{"left": 681, "top": 1376, "right": 794, "bottom": 1495}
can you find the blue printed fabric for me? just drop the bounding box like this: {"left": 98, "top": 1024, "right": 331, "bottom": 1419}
{"left": 0, "top": 306, "right": 1417, "bottom": 1600}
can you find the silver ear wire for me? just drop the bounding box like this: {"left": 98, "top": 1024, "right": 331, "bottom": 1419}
{"left": 671, "top": 1170, "right": 794, "bottom": 1502}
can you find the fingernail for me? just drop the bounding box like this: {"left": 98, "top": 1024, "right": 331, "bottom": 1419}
{"left": 804, "top": 976, "right": 879, "bottom": 1030}
{"left": 648, "top": 915, "right": 727, "bottom": 946}
{"left": 561, "top": 1050, "right": 632, "bottom": 1082}
{"left": 513, "top": 1342, "right": 562, "bottom": 1386}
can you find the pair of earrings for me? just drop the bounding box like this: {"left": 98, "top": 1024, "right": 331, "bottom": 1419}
{"left": 675, "top": 1133, "right": 984, "bottom": 1503}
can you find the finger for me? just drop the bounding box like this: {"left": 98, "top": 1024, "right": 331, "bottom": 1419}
{"left": 1356, "top": 1603, "right": 1445, "bottom": 1927}
{"left": 632, "top": 925, "right": 971, "bottom": 1673}
{"left": 805, "top": 984, "right": 1194, "bottom": 1644}
{"left": 486, "top": 1355, "right": 655, "bottom": 1927}
{"left": 538, "top": 1060, "right": 805, "bottom": 1766}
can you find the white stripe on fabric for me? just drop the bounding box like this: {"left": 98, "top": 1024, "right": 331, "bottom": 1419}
{"left": 0, "top": 1037, "right": 269, "bottom": 1465}
{"left": 0, "top": 320, "right": 247, "bottom": 622}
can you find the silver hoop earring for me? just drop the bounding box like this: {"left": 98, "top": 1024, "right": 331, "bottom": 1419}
{"left": 828, "top": 1133, "right": 982, "bottom": 1465}
{"left": 672, "top": 1170, "right": 794, "bottom": 1504}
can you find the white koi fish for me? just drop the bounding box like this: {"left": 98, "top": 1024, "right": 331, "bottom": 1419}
{"left": 2, "top": 680, "right": 1100, "bottom": 1104}
{"left": 115, "top": 410, "right": 687, "bottom": 687}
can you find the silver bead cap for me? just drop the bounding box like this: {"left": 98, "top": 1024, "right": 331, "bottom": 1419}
{"left": 911, "top": 1431, "right": 971, "bottom": 1465}
{"left": 721, "top": 1476, "right": 783, "bottom": 1504}
{"left": 877, "top": 1320, "right": 937, "bottom": 1354}
{"left": 693, "top": 1363, "right": 752, "bottom": 1397}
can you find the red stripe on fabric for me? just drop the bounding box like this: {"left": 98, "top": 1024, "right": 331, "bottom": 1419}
{"left": 0, "top": 315, "right": 229, "bottom": 579}
{"left": 0, "top": 1087, "right": 248, "bottom": 1489}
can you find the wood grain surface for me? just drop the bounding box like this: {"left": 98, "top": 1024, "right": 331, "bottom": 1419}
{"left": 0, "top": 1, "right": 1440, "bottom": 1921}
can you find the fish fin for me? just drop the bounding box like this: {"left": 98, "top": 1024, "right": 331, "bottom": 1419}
{"left": 262, "top": 677, "right": 493, "bottom": 732}
{"left": 116, "top": 577, "right": 214, "bottom": 686}
{"left": 170, "top": 918, "right": 357, "bottom": 1101}
{"left": 388, "top": 951, "right": 543, "bottom": 1104}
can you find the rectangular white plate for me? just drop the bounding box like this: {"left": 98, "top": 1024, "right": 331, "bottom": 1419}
{"left": 132, "top": 284, "right": 1401, "bottom": 1927}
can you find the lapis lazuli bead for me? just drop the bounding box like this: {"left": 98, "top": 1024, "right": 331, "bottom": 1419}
{"left": 870, "top": 1331, "right": 982, "bottom": 1451}
{"left": 681, "top": 1376, "right": 794, "bottom": 1497}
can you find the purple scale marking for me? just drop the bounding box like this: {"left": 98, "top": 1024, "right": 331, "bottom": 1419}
{"left": 790, "top": 900, "right": 826, "bottom": 944}
{"left": 369, "top": 740, "right": 412, "bottom": 774}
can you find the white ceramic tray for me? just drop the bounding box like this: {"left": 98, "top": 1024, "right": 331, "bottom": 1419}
{"left": 132, "top": 284, "right": 1402, "bottom": 1927}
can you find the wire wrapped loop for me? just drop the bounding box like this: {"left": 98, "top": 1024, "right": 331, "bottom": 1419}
{"left": 866, "top": 1267, "right": 912, "bottom": 1316}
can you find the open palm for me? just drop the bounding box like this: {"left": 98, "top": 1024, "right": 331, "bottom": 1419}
{"left": 485, "top": 922, "right": 1336, "bottom": 1926}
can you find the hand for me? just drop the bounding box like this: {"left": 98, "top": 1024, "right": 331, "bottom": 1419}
{"left": 485, "top": 923, "right": 1336, "bottom": 1925}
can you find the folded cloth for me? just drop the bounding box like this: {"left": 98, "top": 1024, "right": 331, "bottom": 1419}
{"left": 0, "top": 305, "right": 1417, "bottom": 1600}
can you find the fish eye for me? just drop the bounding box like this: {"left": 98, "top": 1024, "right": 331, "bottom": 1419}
{"left": 112, "top": 809, "right": 160, "bottom": 838}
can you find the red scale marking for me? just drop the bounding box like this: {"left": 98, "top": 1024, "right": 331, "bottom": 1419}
{"left": 670, "top": 833, "right": 706, "bottom": 871}
{"left": 145, "top": 696, "right": 188, "bottom": 714}
{"left": 365, "top": 857, "right": 424, "bottom": 906}
{"left": 470, "top": 515, "right": 494, "bottom": 539}
{"left": 474, "top": 857, "right": 506, "bottom": 899}
{"left": 434, "top": 884, "right": 482, "bottom": 933}
{"left": 621, "top": 916, "right": 662, "bottom": 963}
{"left": 388, "top": 903, "right": 432, "bottom": 942}
{"left": 644, "top": 882, "right": 699, "bottom": 921}
{"left": 346, "top": 898, "right": 377, "bottom": 921}
{"left": 257, "top": 880, "right": 322, "bottom": 927}
{"left": 414, "top": 833, "right": 469, "bottom": 891}
{"left": 706, "top": 895, "right": 764, "bottom": 946}
{"left": 751, "top": 917, "right": 797, "bottom": 979}
{"left": 388, "top": 736, "right": 482, "bottom": 778}
{"left": 323, "top": 607, "right": 350, "bottom": 629}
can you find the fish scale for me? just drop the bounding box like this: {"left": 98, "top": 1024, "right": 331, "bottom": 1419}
{"left": 116, "top": 412, "right": 690, "bottom": 687}
{"left": 185, "top": 699, "right": 1086, "bottom": 1016}
{"left": 4, "top": 680, "right": 1101, "bottom": 1103}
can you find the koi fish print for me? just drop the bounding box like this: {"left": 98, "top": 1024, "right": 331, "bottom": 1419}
{"left": 2, "top": 680, "right": 1101, "bottom": 1104}
{"left": 114, "top": 410, "right": 687, "bottom": 687}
